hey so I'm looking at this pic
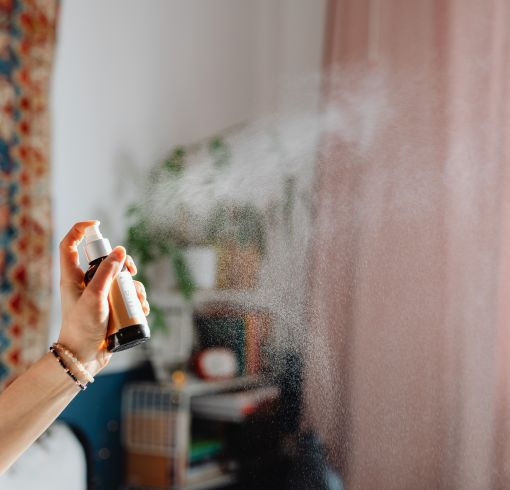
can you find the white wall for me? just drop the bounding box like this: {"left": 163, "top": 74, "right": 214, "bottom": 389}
{"left": 50, "top": 0, "right": 326, "bottom": 369}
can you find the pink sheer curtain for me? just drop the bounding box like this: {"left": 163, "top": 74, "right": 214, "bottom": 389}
{"left": 307, "top": 1, "right": 510, "bottom": 488}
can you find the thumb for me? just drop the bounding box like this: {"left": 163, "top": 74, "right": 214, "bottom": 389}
{"left": 86, "top": 246, "right": 126, "bottom": 300}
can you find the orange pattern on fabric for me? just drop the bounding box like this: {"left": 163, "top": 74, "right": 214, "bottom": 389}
{"left": 0, "top": 0, "right": 58, "bottom": 387}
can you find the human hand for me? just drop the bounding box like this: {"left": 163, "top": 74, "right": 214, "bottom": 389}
{"left": 56, "top": 221, "right": 150, "bottom": 378}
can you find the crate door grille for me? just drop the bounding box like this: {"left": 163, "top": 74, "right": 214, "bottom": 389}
{"left": 123, "top": 384, "right": 181, "bottom": 456}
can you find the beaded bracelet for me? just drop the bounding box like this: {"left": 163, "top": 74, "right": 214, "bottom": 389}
{"left": 53, "top": 342, "right": 95, "bottom": 384}
{"left": 49, "top": 346, "right": 87, "bottom": 391}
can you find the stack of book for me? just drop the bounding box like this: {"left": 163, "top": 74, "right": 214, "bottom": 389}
{"left": 194, "top": 303, "right": 271, "bottom": 376}
{"left": 185, "top": 439, "right": 225, "bottom": 485}
{"left": 191, "top": 386, "right": 280, "bottom": 422}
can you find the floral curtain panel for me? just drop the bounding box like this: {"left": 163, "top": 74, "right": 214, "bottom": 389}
{"left": 0, "top": 0, "right": 57, "bottom": 387}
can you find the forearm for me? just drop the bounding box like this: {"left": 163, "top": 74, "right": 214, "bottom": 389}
{"left": 0, "top": 223, "right": 148, "bottom": 474}
{"left": 0, "top": 352, "right": 80, "bottom": 474}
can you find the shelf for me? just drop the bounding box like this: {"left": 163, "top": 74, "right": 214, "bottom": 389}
{"left": 125, "top": 375, "right": 266, "bottom": 401}
{"left": 125, "top": 474, "right": 237, "bottom": 490}
{"left": 182, "top": 472, "right": 237, "bottom": 490}
{"left": 169, "top": 374, "right": 264, "bottom": 397}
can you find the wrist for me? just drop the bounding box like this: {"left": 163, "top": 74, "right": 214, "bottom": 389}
{"left": 49, "top": 346, "right": 88, "bottom": 391}
{"left": 55, "top": 338, "right": 110, "bottom": 378}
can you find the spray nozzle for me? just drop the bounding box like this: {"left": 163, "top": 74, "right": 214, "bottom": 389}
{"left": 83, "top": 222, "right": 112, "bottom": 263}
{"left": 84, "top": 223, "right": 103, "bottom": 244}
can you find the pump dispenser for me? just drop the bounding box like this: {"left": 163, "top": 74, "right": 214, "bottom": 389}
{"left": 83, "top": 223, "right": 150, "bottom": 352}
{"left": 84, "top": 224, "right": 112, "bottom": 264}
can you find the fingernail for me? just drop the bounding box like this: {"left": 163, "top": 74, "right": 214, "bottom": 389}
{"left": 111, "top": 246, "right": 126, "bottom": 262}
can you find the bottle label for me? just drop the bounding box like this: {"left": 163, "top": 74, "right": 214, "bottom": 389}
{"left": 116, "top": 271, "right": 143, "bottom": 319}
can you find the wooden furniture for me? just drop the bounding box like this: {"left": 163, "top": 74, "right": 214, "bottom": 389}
{"left": 123, "top": 375, "right": 266, "bottom": 490}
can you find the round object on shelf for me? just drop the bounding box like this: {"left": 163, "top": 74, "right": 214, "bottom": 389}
{"left": 194, "top": 347, "right": 238, "bottom": 380}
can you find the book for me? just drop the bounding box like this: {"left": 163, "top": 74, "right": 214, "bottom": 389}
{"left": 189, "top": 439, "right": 224, "bottom": 465}
{"left": 194, "top": 303, "right": 271, "bottom": 376}
{"left": 186, "top": 461, "right": 224, "bottom": 485}
{"left": 190, "top": 386, "right": 279, "bottom": 422}
{"left": 245, "top": 311, "right": 271, "bottom": 375}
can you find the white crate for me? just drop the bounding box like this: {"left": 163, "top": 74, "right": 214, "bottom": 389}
{"left": 122, "top": 383, "right": 189, "bottom": 456}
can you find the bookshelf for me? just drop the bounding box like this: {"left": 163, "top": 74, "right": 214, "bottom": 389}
{"left": 125, "top": 246, "right": 282, "bottom": 488}
{"left": 147, "top": 289, "right": 274, "bottom": 381}
{"left": 122, "top": 375, "right": 275, "bottom": 489}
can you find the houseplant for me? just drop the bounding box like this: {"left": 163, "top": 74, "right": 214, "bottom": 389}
{"left": 125, "top": 147, "right": 196, "bottom": 332}
{"left": 125, "top": 134, "right": 270, "bottom": 330}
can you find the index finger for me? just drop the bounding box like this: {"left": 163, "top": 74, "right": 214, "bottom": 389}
{"left": 59, "top": 220, "right": 99, "bottom": 285}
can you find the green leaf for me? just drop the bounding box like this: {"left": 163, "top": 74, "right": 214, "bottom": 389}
{"left": 149, "top": 304, "right": 169, "bottom": 334}
{"left": 170, "top": 248, "right": 195, "bottom": 300}
{"left": 164, "top": 146, "right": 186, "bottom": 174}
{"left": 209, "top": 136, "right": 230, "bottom": 168}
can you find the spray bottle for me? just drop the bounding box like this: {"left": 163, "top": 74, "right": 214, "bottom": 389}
{"left": 83, "top": 223, "right": 150, "bottom": 352}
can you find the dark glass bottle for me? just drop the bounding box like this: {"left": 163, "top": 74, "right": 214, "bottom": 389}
{"left": 83, "top": 224, "right": 150, "bottom": 352}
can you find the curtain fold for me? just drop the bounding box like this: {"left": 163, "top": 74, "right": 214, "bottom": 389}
{"left": 0, "top": 0, "right": 58, "bottom": 387}
{"left": 307, "top": 1, "right": 510, "bottom": 488}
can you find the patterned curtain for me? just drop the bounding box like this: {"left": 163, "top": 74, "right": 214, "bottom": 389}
{"left": 0, "top": 0, "right": 58, "bottom": 387}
